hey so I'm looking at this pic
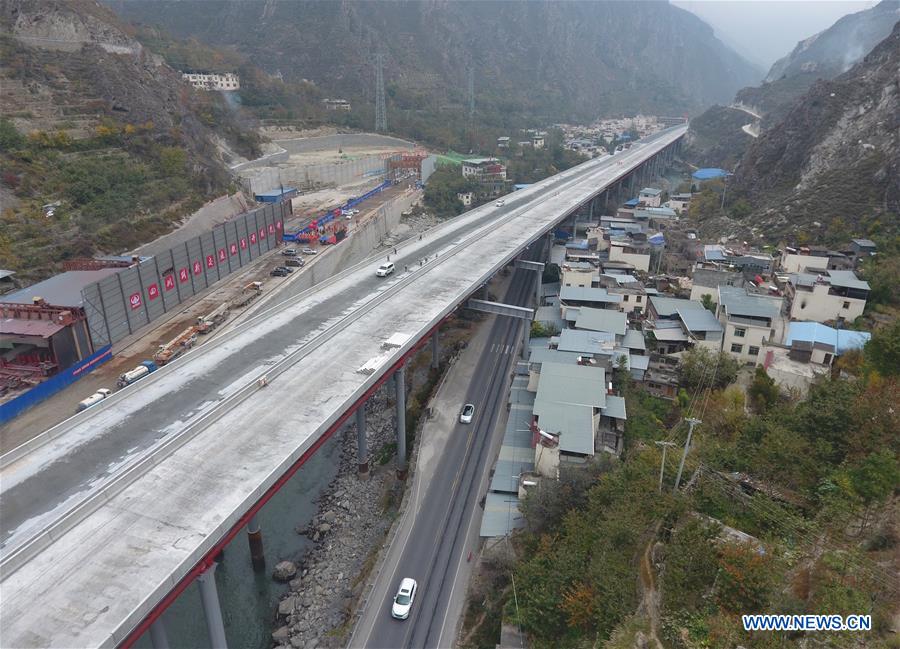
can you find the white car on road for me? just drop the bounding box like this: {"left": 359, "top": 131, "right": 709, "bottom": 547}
{"left": 302, "top": 248, "right": 317, "bottom": 255}
{"left": 495, "top": 200, "right": 505, "bottom": 207}
{"left": 375, "top": 262, "right": 395, "bottom": 277}
{"left": 459, "top": 403, "right": 475, "bottom": 424}
{"left": 391, "top": 577, "right": 417, "bottom": 619}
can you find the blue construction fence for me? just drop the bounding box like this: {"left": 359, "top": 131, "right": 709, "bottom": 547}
{"left": 283, "top": 180, "right": 392, "bottom": 242}
{"left": 0, "top": 346, "right": 113, "bottom": 426}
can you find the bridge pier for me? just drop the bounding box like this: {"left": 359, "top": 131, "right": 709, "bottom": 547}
{"left": 149, "top": 619, "right": 170, "bottom": 649}
{"left": 247, "top": 514, "right": 265, "bottom": 570}
{"left": 395, "top": 364, "right": 408, "bottom": 480}
{"left": 356, "top": 403, "right": 369, "bottom": 478}
{"left": 197, "top": 563, "right": 229, "bottom": 649}
{"left": 431, "top": 331, "right": 440, "bottom": 369}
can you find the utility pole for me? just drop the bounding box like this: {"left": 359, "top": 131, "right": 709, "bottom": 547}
{"left": 673, "top": 418, "right": 701, "bottom": 493}
{"left": 374, "top": 52, "right": 387, "bottom": 132}
{"left": 655, "top": 441, "right": 676, "bottom": 493}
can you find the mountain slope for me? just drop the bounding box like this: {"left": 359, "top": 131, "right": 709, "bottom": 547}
{"left": 106, "top": 0, "right": 759, "bottom": 124}
{"left": 726, "top": 22, "right": 900, "bottom": 242}
{"left": 684, "top": 1, "right": 899, "bottom": 169}
{"left": 0, "top": 0, "right": 261, "bottom": 279}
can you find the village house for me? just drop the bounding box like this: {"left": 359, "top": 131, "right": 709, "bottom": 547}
{"left": 717, "top": 286, "right": 784, "bottom": 364}
{"left": 783, "top": 270, "right": 870, "bottom": 324}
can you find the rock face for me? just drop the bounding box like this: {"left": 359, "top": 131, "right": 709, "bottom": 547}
{"left": 269, "top": 383, "right": 400, "bottom": 649}
{"left": 728, "top": 22, "right": 900, "bottom": 240}
{"left": 273, "top": 561, "right": 298, "bottom": 582}
{"left": 109, "top": 0, "right": 760, "bottom": 117}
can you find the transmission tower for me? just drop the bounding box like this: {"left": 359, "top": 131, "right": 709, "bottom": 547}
{"left": 374, "top": 53, "right": 387, "bottom": 132}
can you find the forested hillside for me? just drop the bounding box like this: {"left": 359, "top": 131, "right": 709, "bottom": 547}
{"left": 468, "top": 331, "right": 900, "bottom": 649}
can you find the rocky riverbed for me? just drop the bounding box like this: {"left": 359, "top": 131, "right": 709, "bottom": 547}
{"left": 269, "top": 386, "right": 399, "bottom": 649}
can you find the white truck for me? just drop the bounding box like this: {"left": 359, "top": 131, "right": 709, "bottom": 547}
{"left": 77, "top": 388, "right": 111, "bottom": 412}
{"left": 116, "top": 360, "right": 158, "bottom": 388}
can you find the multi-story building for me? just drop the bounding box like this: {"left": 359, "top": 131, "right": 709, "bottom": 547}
{"left": 717, "top": 286, "right": 784, "bottom": 364}
{"left": 608, "top": 240, "right": 650, "bottom": 272}
{"left": 181, "top": 72, "right": 240, "bottom": 91}
{"left": 646, "top": 295, "right": 724, "bottom": 354}
{"left": 638, "top": 187, "right": 662, "bottom": 207}
{"left": 322, "top": 98, "right": 351, "bottom": 111}
{"left": 784, "top": 270, "right": 870, "bottom": 324}
{"left": 461, "top": 158, "right": 507, "bottom": 181}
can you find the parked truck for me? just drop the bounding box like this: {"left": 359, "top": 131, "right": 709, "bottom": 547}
{"left": 77, "top": 388, "right": 111, "bottom": 412}
{"left": 231, "top": 281, "right": 263, "bottom": 309}
{"left": 153, "top": 326, "right": 198, "bottom": 365}
{"left": 116, "top": 360, "right": 158, "bottom": 389}
{"left": 197, "top": 303, "right": 230, "bottom": 334}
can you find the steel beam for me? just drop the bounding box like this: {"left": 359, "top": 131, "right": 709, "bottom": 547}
{"left": 466, "top": 299, "right": 534, "bottom": 320}
{"left": 514, "top": 260, "right": 545, "bottom": 272}
{"left": 197, "top": 563, "right": 228, "bottom": 649}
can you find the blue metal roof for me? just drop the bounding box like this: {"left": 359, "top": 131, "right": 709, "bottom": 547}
{"left": 692, "top": 168, "right": 729, "bottom": 180}
{"left": 786, "top": 322, "right": 871, "bottom": 354}
{"left": 624, "top": 198, "right": 640, "bottom": 208}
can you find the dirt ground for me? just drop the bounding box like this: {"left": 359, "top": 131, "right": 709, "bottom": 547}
{"left": 0, "top": 182, "right": 427, "bottom": 453}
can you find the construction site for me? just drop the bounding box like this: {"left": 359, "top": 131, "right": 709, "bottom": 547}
{"left": 0, "top": 130, "right": 434, "bottom": 446}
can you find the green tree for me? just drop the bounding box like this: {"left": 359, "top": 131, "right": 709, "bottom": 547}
{"left": 0, "top": 118, "right": 24, "bottom": 151}
{"left": 678, "top": 346, "right": 740, "bottom": 392}
{"left": 748, "top": 366, "right": 779, "bottom": 413}
{"left": 157, "top": 146, "right": 187, "bottom": 177}
{"left": 864, "top": 319, "right": 900, "bottom": 377}
{"left": 700, "top": 293, "right": 716, "bottom": 313}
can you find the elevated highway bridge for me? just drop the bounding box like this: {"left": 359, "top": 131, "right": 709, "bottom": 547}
{"left": 0, "top": 125, "right": 686, "bottom": 648}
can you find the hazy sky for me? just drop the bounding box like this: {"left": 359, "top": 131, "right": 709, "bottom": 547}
{"left": 673, "top": 0, "right": 878, "bottom": 71}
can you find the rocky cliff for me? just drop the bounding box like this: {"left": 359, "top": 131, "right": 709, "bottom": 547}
{"left": 106, "top": 0, "right": 760, "bottom": 122}
{"left": 685, "top": 1, "right": 900, "bottom": 170}
{"left": 722, "top": 22, "right": 900, "bottom": 242}
{"left": 0, "top": 0, "right": 261, "bottom": 279}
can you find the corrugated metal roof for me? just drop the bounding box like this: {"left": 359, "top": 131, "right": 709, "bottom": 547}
{"left": 623, "top": 329, "right": 646, "bottom": 351}
{"left": 541, "top": 282, "right": 561, "bottom": 297}
{"left": 651, "top": 328, "right": 688, "bottom": 341}
{"left": 786, "top": 322, "right": 871, "bottom": 354}
{"left": 649, "top": 295, "right": 692, "bottom": 317}
{"left": 574, "top": 307, "right": 626, "bottom": 335}
{"left": 851, "top": 238, "right": 876, "bottom": 248}
{"left": 534, "top": 306, "right": 564, "bottom": 330}
{"left": 639, "top": 187, "right": 662, "bottom": 196}
{"left": 0, "top": 318, "right": 66, "bottom": 337}
{"left": 534, "top": 402, "right": 595, "bottom": 455}
{"left": 0, "top": 270, "right": 16, "bottom": 280}
{"left": 557, "top": 328, "right": 616, "bottom": 354}
{"left": 528, "top": 347, "right": 583, "bottom": 366}
{"left": 825, "top": 270, "right": 870, "bottom": 291}
{"left": 603, "top": 395, "right": 627, "bottom": 420}
{"left": 629, "top": 354, "right": 650, "bottom": 370}
{"left": 676, "top": 306, "right": 723, "bottom": 333}
{"left": 0, "top": 269, "right": 123, "bottom": 308}
{"left": 719, "top": 286, "right": 780, "bottom": 319}
{"left": 534, "top": 362, "right": 607, "bottom": 412}
{"left": 480, "top": 492, "right": 525, "bottom": 537}
{"left": 703, "top": 244, "right": 727, "bottom": 261}
{"left": 559, "top": 286, "right": 623, "bottom": 304}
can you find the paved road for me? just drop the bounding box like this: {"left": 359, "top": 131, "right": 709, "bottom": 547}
{"left": 354, "top": 249, "right": 536, "bottom": 649}
{"left": 0, "top": 126, "right": 685, "bottom": 649}
{"left": 0, "top": 129, "right": 676, "bottom": 555}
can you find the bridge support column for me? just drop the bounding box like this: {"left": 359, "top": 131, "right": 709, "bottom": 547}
{"left": 149, "top": 619, "right": 170, "bottom": 649}
{"left": 247, "top": 515, "right": 265, "bottom": 570}
{"left": 395, "top": 364, "right": 408, "bottom": 480}
{"left": 198, "top": 563, "right": 229, "bottom": 649}
{"left": 431, "top": 331, "right": 440, "bottom": 369}
{"left": 356, "top": 404, "right": 369, "bottom": 478}
{"left": 521, "top": 319, "right": 531, "bottom": 359}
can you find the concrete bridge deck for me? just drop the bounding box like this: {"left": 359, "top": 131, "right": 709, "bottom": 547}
{"left": 0, "top": 125, "right": 686, "bottom": 648}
